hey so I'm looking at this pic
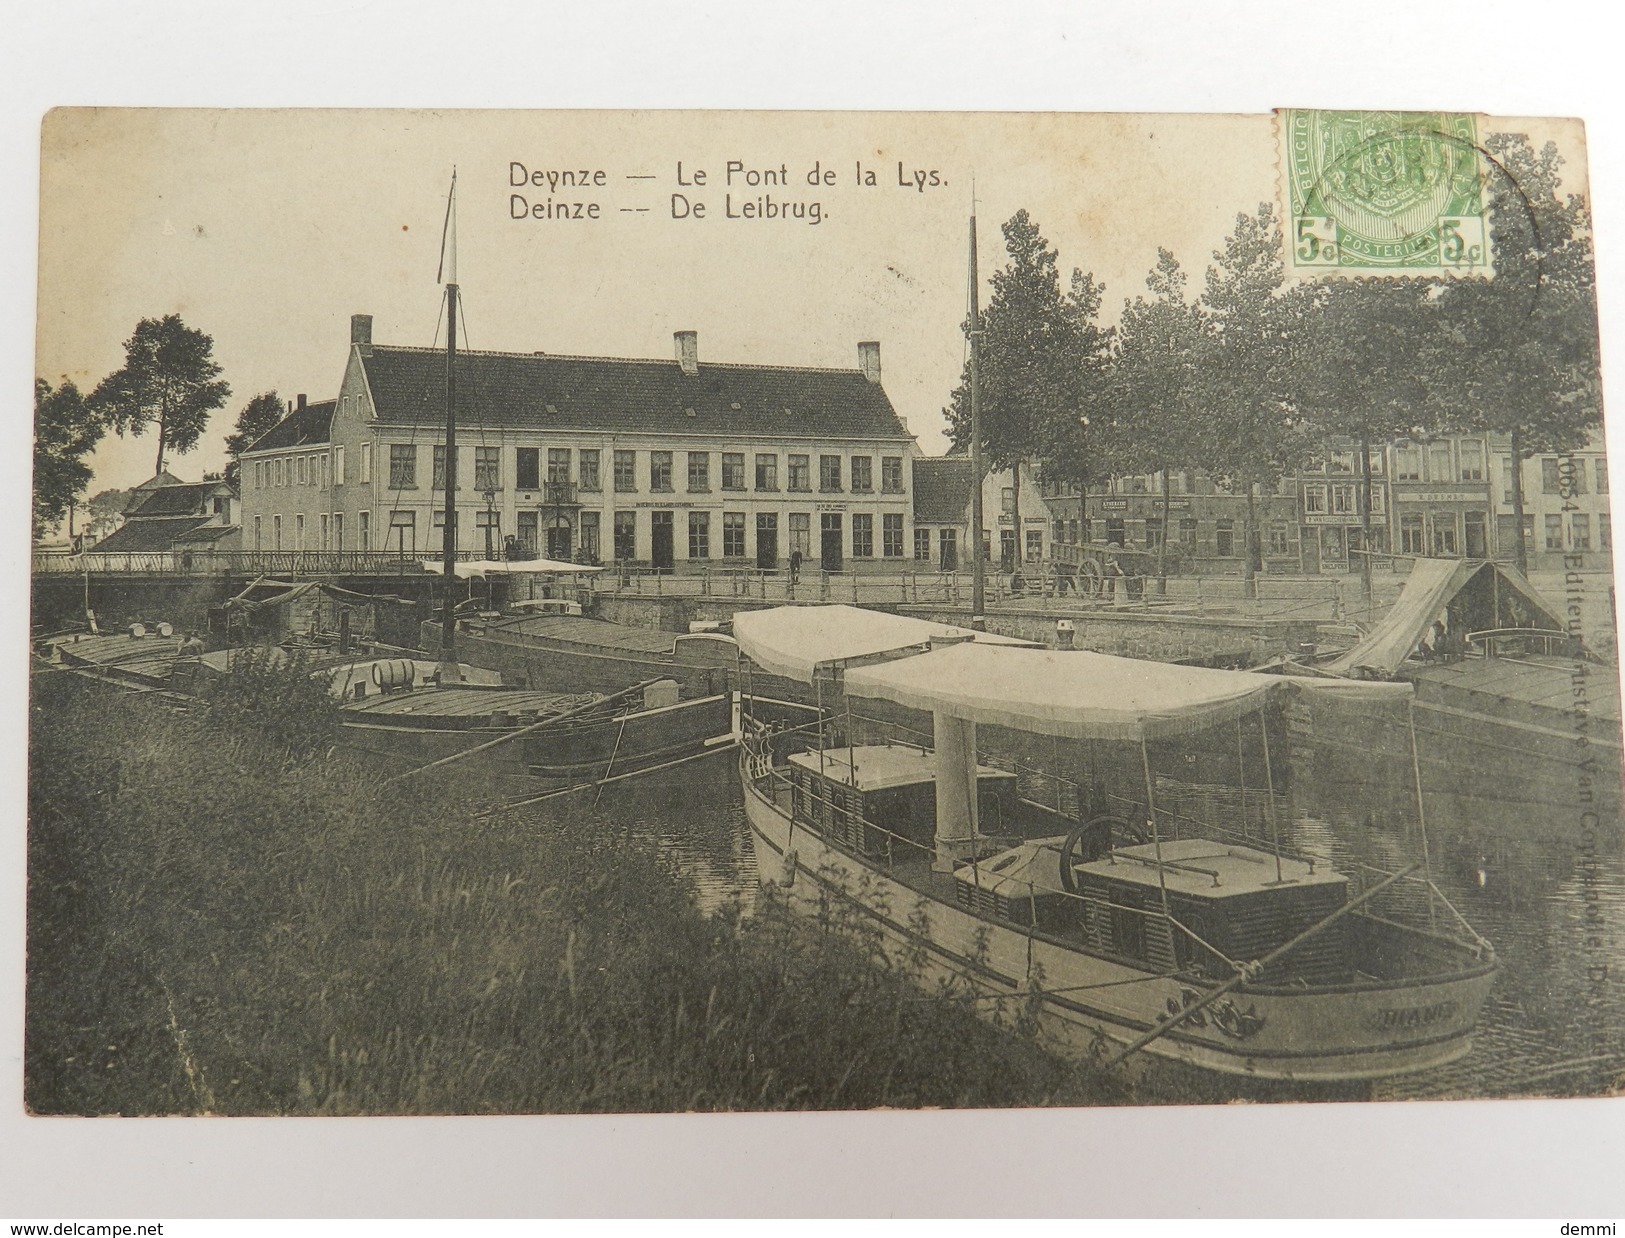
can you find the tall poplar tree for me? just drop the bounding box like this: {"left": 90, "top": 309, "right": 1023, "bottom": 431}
{"left": 945, "top": 211, "right": 1103, "bottom": 538}
{"left": 1197, "top": 204, "right": 1304, "bottom": 596}
{"left": 1108, "top": 249, "right": 1206, "bottom": 587}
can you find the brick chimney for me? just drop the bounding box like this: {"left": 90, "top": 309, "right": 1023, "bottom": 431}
{"left": 674, "top": 329, "right": 698, "bottom": 376}
{"left": 351, "top": 313, "right": 373, "bottom": 356}
{"left": 297, "top": 393, "right": 307, "bottom": 412}
{"left": 858, "top": 340, "right": 881, "bottom": 384}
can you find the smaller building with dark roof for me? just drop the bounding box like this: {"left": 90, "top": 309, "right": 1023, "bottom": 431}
{"left": 91, "top": 476, "right": 239, "bottom": 554}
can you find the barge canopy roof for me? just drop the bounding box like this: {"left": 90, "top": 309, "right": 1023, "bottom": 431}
{"left": 842, "top": 640, "right": 1411, "bottom": 741}
{"left": 733, "top": 604, "right": 1037, "bottom": 681}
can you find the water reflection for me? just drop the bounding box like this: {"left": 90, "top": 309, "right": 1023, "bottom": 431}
{"left": 513, "top": 735, "right": 1623, "bottom": 1101}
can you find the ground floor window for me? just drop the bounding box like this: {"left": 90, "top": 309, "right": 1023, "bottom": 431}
{"left": 358, "top": 511, "right": 370, "bottom": 553}
{"left": 1179, "top": 517, "right": 1196, "bottom": 545}
{"left": 1544, "top": 514, "right": 1564, "bottom": 551}
{"left": 913, "top": 526, "right": 931, "bottom": 561}
{"left": 1431, "top": 514, "right": 1457, "bottom": 556}
{"left": 1572, "top": 513, "right": 1592, "bottom": 551}
{"left": 1214, "top": 519, "right": 1234, "bottom": 557}
{"left": 517, "top": 510, "right": 538, "bottom": 554}
{"left": 722, "top": 511, "right": 746, "bottom": 558}
{"left": 852, "top": 513, "right": 874, "bottom": 558}
{"left": 274, "top": 515, "right": 282, "bottom": 551}
{"left": 883, "top": 514, "right": 904, "bottom": 558}
{"left": 688, "top": 511, "right": 710, "bottom": 559}
{"left": 938, "top": 528, "right": 958, "bottom": 570}
{"left": 1602, "top": 514, "right": 1612, "bottom": 550}
{"left": 333, "top": 513, "right": 343, "bottom": 552}
{"left": 476, "top": 510, "right": 501, "bottom": 557}
{"left": 1400, "top": 514, "right": 1425, "bottom": 555}
{"left": 320, "top": 513, "right": 330, "bottom": 551}
{"left": 295, "top": 514, "right": 305, "bottom": 552}
{"left": 613, "top": 511, "right": 636, "bottom": 561}
{"left": 1105, "top": 517, "right": 1125, "bottom": 547}
{"left": 253, "top": 515, "right": 262, "bottom": 551}
{"left": 1268, "top": 523, "right": 1290, "bottom": 556}
{"left": 1025, "top": 528, "right": 1042, "bottom": 561}
{"left": 579, "top": 511, "right": 600, "bottom": 561}
{"left": 788, "top": 512, "right": 810, "bottom": 557}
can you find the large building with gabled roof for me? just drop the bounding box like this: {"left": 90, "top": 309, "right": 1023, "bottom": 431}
{"left": 241, "top": 315, "right": 921, "bottom": 572}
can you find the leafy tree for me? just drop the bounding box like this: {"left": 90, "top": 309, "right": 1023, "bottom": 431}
{"left": 89, "top": 315, "right": 231, "bottom": 476}
{"left": 946, "top": 212, "right": 1103, "bottom": 548}
{"left": 1291, "top": 277, "right": 1444, "bottom": 597}
{"left": 33, "top": 379, "right": 104, "bottom": 541}
{"left": 1196, "top": 204, "right": 1305, "bottom": 595}
{"left": 224, "top": 391, "right": 286, "bottom": 481}
{"left": 1430, "top": 133, "right": 1602, "bottom": 576}
{"left": 1107, "top": 248, "right": 1206, "bottom": 585}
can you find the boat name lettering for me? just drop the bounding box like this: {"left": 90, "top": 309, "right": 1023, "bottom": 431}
{"left": 1371, "top": 1000, "right": 1459, "bottom": 1030}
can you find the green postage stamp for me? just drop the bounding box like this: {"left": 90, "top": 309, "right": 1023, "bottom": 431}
{"left": 1279, "top": 109, "right": 1491, "bottom": 277}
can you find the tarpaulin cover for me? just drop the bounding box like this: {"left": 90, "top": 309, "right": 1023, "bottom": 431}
{"left": 1325, "top": 558, "right": 1567, "bottom": 677}
{"left": 421, "top": 557, "right": 602, "bottom": 577}
{"left": 841, "top": 642, "right": 1295, "bottom": 741}
{"left": 731, "top": 604, "right": 1037, "bottom": 684}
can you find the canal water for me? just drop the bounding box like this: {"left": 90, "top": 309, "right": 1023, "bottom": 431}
{"left": 522, "top": 733, "right": 1624, "bottom": 1103}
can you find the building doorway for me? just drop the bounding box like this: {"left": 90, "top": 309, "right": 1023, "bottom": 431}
{"left": 939, "top": 528, "right": 958, "bottom": 571}
{"left": 756, "top": 513, "right": 778, "bottom": 569}
{"left": 545, "top": 520, "right": 571, "bottom": 561}
{"left": 820, "top": 513, "right": 843, "bottom": 570}
{"left": 651, "top": 510, "right": 675, "bottom": 570}
{"left": 1464, "top": 510, "right": 1487, "bottom": 558}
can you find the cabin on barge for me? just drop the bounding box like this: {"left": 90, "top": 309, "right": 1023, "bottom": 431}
{"left": 734, "top": 605, "right": 1498, "bottom": 1082}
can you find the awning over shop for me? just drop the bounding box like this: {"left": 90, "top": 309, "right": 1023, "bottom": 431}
{"left": 731, "top": 604, "right": 1037, "bottom": 684}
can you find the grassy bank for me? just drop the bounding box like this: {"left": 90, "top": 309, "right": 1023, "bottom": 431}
{"left": 27, "top": 664, "right": 1144, "bottom": 1114}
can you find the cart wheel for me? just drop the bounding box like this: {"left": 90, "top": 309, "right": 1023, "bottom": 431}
{"left": 1078, "top": 559, "right": 1104, "bottom": 595}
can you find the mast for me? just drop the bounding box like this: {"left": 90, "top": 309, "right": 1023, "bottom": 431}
{"left": 967, "top": 212, "right": 986, "bottom": 627}
{"left": 437, "top": 171, "right": 461, "bottom": 683}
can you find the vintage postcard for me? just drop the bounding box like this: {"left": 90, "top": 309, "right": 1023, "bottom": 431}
{"left": 26, "top": 107, "right": 1619, "bottom": 1123}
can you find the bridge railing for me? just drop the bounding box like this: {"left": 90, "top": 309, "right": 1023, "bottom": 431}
{"left": 31, "top": 550, "right": 483, "bottom": 576}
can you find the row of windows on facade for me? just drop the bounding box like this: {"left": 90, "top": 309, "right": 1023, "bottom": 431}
{"left": 1055, "top": 516, "right": 1293, "bottom": 558}
{"left": 1045, "top": 447, "right": 1608, "bottom": 498}
{"left": 250, "top": 508, "right": 915, "bottom": 559}
{"left": 253, "top": 444, "right": 907, "bottom": 496}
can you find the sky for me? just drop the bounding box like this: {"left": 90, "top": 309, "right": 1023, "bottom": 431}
{"left": 36, "top": 108, "right": 1585, "bottom": 496}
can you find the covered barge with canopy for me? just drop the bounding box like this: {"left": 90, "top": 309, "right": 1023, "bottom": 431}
{"left": 734, "top": 604, "right": 1498, "bottom": 1082}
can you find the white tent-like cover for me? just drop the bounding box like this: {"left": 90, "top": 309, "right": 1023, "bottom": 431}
{"left": 1325, "top": 557, "right": 1566, "bottom": 678}
{"left": 732, "top": 604, "right": 1037, "bottom": 683}
{"left": 734, "top": 604, "right": 1410, "bottom": 741}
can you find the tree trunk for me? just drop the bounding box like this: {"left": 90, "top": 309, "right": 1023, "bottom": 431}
{"left": 1011, "top": 461, "right": 1022, "bottom": 573}
{"left": 1359, "top": 430, "right": 1374, "bottom": 610}
{"left": 1243, "top": 482, "right": 1258, "bottom": 599}
{"left": 1510, "top": 426, "right": 1529, "bottom": 577}
{"left": 1156, "top": 467, "right": 1170, "bottom": 595}
{"left": 154, "top": 394, "right": 169, "bottom": 476}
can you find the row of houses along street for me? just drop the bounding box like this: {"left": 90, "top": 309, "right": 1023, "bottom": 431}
{"left": 86, "top": 311, "right": 1611, "bottom": 581}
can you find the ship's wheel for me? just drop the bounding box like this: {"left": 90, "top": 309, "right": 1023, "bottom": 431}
{"left": 1059, "top": 814, "right": 1147, "bottom": 893}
